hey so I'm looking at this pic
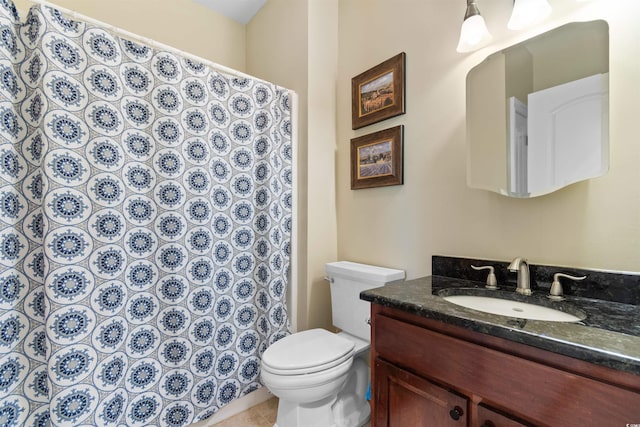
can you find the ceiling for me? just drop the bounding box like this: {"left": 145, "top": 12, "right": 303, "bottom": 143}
{"left": 193, "top": 0, "right": 268, "bottom": 25}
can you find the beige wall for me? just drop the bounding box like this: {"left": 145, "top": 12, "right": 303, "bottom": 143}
{"left": 337, "top": 0, "right": 640, "bottom": 284}
{"left": 13, "top": 0, "right": 246, "bottom": 71}
{"left": 250, "top": 1, "right": 640, "bottom": 334}
{"left": 305, "top": 0, "right": 339, "bottom": 331}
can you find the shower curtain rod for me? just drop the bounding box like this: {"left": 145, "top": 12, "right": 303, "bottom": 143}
{"left": 26, "top": 0, "right": 287, "bottom": 90}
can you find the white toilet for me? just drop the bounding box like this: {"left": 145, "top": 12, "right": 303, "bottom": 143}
{"left": 260, "top": 261, "right": 405, "bottom": 427}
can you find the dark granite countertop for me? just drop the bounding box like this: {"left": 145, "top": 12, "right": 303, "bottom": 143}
{"left": 361, "top": 275, "right": 640, "bottom": 376}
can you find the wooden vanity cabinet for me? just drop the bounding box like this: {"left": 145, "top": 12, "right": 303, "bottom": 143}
{"left": 370, "top": 304, "right": 640, "bottom": 427}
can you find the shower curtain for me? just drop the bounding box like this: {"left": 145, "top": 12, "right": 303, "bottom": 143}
{"left": 0, "top": 1, "right": 292, "bottom": 426}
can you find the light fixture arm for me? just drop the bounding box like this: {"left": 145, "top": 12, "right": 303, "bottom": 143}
{"left": 464, "top": 0, "right": 481, "bottom": 20}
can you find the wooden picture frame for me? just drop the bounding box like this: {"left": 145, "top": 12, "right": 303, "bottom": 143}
{"left": 351, "top": 125, "right": 404, "bottom": 190}
{"left": 351, "top": 52, "right": 406, "bottom": 129}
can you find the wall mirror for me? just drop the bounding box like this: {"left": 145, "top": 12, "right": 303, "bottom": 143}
{"left": 466, "top": 20, "right": 609, "bottom": 198}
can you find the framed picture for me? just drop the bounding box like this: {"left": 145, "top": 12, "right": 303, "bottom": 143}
{"left": 351, "top": 125, "right": 404, "bottom": 190}
{"left": 351, "top": 52, "right": 406, "bottom": 129}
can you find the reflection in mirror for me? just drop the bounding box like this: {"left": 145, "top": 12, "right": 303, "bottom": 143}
{"left": 466, "top": 21, "right": 609, "bottom": 198}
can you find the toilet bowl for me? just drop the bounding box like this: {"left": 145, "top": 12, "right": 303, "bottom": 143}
{"left": 261, "top": 329, "right": 370, "bottom": 427}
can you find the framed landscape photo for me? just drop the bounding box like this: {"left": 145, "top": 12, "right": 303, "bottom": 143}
{"left": 351, "top": 52, "right": 406, "bottom": 129}
{"left": 351, "top": 125, "right": 404, "bottom": 190}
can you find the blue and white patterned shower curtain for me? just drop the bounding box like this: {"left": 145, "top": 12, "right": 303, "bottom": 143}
{"left": 0, "top": 1, "right": 292, "bottom": 426}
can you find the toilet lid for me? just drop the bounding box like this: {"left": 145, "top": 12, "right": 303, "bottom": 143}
{"left": 262, "top": 329, "right": 355, "bottom": 375}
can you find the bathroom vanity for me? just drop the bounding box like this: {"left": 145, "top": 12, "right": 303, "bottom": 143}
{"left": 361, "top": 257, "right": 640, "bottom": 426}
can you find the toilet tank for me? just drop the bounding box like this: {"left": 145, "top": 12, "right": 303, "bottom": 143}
{"left": 325, "top": 261, "right": 405, "bottom": 342}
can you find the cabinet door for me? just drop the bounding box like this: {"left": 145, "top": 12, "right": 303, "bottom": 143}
{"left": 374, "top": 358, "right": 468, "bottom": 427}
{"left": 476, "top": 405, "right": 531, "bottom": 427}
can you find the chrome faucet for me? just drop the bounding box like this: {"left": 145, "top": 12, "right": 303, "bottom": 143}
{"left": 508, "top": 257, "right": 532, "bottom": 295}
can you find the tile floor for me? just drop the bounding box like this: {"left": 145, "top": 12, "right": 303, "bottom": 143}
{"left": 208, "top": 397, "right": 278, "bottom": 427}
{"left": 207, "top": 398, "right": 371, "bottom": 427}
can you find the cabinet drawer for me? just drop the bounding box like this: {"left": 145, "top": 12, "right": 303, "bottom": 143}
{"left": 374, "top": 314, "right": 640, "bottom": 426}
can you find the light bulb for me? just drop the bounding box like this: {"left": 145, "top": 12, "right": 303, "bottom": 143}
{"left": 457, "top": 13, "right": 492, "bottom": 52}
{"left": 508, "top": 0, "right": 552, "bottom": 30}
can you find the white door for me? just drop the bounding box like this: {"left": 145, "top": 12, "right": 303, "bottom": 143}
{"left": 527, "top": 73, "right": 608, "bottom": 195}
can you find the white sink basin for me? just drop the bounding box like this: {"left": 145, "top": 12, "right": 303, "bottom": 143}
{"left": 442, "top": 295, "right": 584, "bottom": 322}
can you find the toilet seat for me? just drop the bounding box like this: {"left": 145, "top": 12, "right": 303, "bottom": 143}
{"left": 261, "top": 356, "right": 354, "bottom": 394}
{"left": 262, "top": 328, "right": 355, "bottom": 376}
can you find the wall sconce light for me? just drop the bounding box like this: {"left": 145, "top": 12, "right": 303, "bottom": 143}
{"left": 507, "top": 0, "right": 552, "bottom": 30}
{"left": 456, "top": 0, "right": 493, "bottom": 53}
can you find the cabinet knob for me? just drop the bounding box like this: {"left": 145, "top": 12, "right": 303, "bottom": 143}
{"left": 449, "top": 406, "right": 464, "bottom": 421}
{"left": 480, "top": 422, "right": 495, "bottom": 427}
